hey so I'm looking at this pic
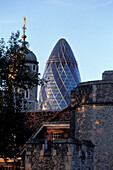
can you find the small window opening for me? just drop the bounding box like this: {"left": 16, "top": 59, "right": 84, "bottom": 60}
{"left": 33, "top": 65, "right": 35, "bottom": 71}
{"left": 25, "top": 90, "right": 29, "bottom": 99}
{"left": 26, "top": 90, "right": 28, "bottom": 98}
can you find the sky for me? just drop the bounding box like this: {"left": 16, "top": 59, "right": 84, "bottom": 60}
{"left": 0, "top": 0, "right": 113, "bottom": 86}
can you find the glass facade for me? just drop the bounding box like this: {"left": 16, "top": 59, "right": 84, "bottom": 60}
{"left": 38, "top": 38, "right": 81, "bottom": 110}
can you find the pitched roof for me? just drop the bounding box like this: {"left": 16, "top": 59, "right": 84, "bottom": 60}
{"left": 23, "top": 106, "right": 70, "bottom": 132}
{"left": 19, "top": 106, "right": 71, "bottom": 155}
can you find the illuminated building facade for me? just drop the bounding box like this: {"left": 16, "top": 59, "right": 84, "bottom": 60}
{"left": 39, "top": 38, "right": 81, "bottom": 110}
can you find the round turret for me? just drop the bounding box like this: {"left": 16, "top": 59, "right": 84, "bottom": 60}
{"left": 24, "top": 49, "right": 38, "bottom": 111}
{"left": 20, "top": 17, "right": 38, "bottom": 111}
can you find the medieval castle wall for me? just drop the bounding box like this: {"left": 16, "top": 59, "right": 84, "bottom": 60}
{"left": 71, "top": 71, "right": 113, "bottom": 170}
{"left": 24, "top": 139, "right": 94, "bottom": 170}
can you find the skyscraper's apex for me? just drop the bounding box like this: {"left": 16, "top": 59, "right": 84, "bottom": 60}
{"left": 58, "top": 38, "right": 67, "bottom": 42}
{"left": 39, "top": 39, "right": 81, "bottom": 111}
{"left": 56, "top": 38, "right": 70, "bottom": 46}
{"left": 48, "top": 38, "right": 77, "bottom": 64}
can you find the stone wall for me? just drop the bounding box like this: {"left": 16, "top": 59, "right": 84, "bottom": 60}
{"left": 25, "top": 86, "right": 38, "bottom": 111}
{"left": 71, "top": 81, "right": 113, "bottom": 106}
{"left": 24, "top": 139, "right": 94, "bottom": 170}
{"left": 71, "top": 79, "right": 113, "bottom": 170}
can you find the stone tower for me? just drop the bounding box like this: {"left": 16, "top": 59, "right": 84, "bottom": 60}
{"left": 21, "top": 17, "right": 38, "bottom": 111}
{"left": 71, "top": 70, "right": 113, "bottom": 170}
{"left": 24, "top": 50, "right": 38, "bottom": 111}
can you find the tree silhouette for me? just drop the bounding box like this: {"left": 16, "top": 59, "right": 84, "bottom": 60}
{"left": 0, "top": 31, "right": 41, "bottom": 158}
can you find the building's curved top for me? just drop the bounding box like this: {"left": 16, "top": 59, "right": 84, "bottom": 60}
{"left": 25, "top": 50, "right": 38, "bottom": 63}
{"left": 48, "top": 38, "right": 77, "bottom": 65}
{"left": 38, "top": 38, "right": 81, "bottom": 111}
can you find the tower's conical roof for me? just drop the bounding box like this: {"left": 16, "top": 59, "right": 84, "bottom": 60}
{"left": 39, "top": 38, "right": 81, "bottom": 111}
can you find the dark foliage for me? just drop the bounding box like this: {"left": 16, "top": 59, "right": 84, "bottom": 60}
{"left": 0, "top": 31, "right": 42, "bottom": 158}
{"left": 0, "top": 31, "right": 42, "bottom": 113}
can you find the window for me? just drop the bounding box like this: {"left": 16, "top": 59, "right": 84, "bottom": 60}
{"left": 26, "top": 90, "right": 29, "bottom": 98}
{"left": 33, "top": 64, "right": 35, "bottom": 71}
{"left": 51, "top": 132, "right": 62, "bottom": 140}
{"left": 14, "top": 88, "right": 22, "bottom": 93}
{"left": 24, "top": 90, "right": 29, "bottom": 99}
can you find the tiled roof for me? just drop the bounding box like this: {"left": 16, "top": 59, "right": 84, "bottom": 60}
{"left": 19, "top": 106, "right": 70, "bottom": 153}
{"left": 24, "top": 106, "right": 70, "bottom": 132}
{"left": 47, "top": 105, "right": 71, "bottom": 122}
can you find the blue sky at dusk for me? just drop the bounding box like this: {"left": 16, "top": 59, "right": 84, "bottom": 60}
{"left": 0, "top": 0, "right": 113, "bottom": 86}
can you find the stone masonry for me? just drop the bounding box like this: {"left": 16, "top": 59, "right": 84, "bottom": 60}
{"left": 23, "top": 139, "right": 94, "bottom": 170}
{"left": 71, "top": 71, "right": 113, "bottom": 170}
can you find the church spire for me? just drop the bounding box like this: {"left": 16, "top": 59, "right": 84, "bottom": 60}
{"left": 21, "top": 17, "right": 28, "bottom": 46}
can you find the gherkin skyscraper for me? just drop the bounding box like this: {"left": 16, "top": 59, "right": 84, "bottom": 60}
{"left": 39, "top": 38, "right": 81, "bottom": 110}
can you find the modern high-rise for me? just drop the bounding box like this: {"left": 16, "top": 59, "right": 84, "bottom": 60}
{"left": 38, "top": 38, "right": 81, "bottom": 110}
